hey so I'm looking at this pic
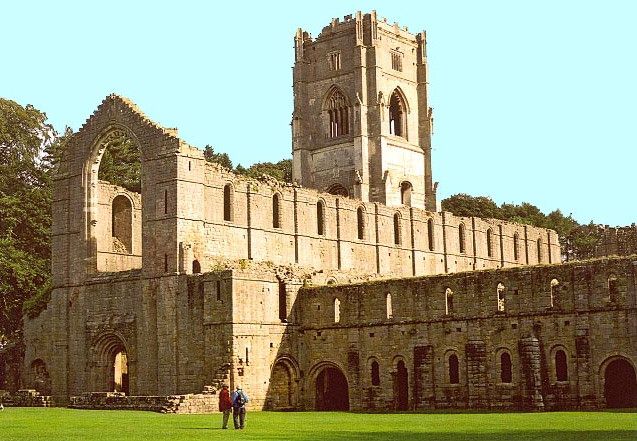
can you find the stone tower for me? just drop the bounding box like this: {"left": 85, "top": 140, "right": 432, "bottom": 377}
{"left": 292, "top": 11, "right": 436, "bottom": 211}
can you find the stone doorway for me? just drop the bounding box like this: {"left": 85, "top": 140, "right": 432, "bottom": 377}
{"left": 604, "top": 358, "right": 637, "bottom": 408}
{"left": 91, "top": 334, "right": 130, "bottom": 395}
{"left": 113, "top": 350, "right": 129, "bottom": 395}
{"left": 268, "top": 358, "right": 299, "bottom": 410}
{"left": 395, "top": 359, "right": 409, "bottom": 410}
{"left": 315, "top": 366, "right": 349, "bottom": 410}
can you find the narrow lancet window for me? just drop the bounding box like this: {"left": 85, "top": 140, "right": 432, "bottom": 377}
{"left": 223, "top": 183, "right": 234, "bottom": 222}
{"left": 458, "top": 223, "right": 466, "bottom": 254}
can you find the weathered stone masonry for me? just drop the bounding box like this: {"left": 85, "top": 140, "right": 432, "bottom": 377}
{"left": 20, "top": 11, "right": 636, "bottom": 411}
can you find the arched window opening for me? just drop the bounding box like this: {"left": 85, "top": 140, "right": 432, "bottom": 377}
{"left": 555, "top": 350, "right": 568, "bottom": 381}
{"left": 427, "top": 218, "right": 435, "bottom": 251}
{"left": 497, "top": 283, "right": 506, "bottom": 312}
{"left": 393, "top": 213, "right": 401, "bottom": 245}
{"left": 317, "top": 200, "right": 326, "bottom": 236}
{"left": 273, "top": 193, "right": 282, "bottom": 229}
{"left": 112, "top": 195, "right": 132, "bottom": 253}
{"left": 448, "top": 354, "right": 460, "bottom": 384}
{"left": 357, "top": 206, "right": 365, "bottom": 240}
{"left": 486, "top": 228, "right": 494, "bottom": 258}
{"left": 278, "top": 281, "right": 287, "bottom": 322}
{"left": 327, "top": 183, "right": 349, "bottom": 197}
{"left": 371, "top": 361, "right": 380, "bottom": 386}
{"left": 537, "top": 238, "right": 543, "bottom": 263}
{"left": 386, "top": 293, "right": 393, "bottom": 319}
{"left": 192, "top": 260, "right": 201, "bottom": 274}
{"left": 513, "top": 232, "right": 520, "bottom": 261}
{"left": 389, "top": 90, "right": 407, "bottom": 138}
{"left": 400, "top": 181, "right": 412, "bottom": 207}
{"left": 550, "top": 278, "right": 559, "bottom": 308}
{"left": 608, "top": 275, "right": 619, "bottom": 303}
{"left": 500, "top": 352, "right": 512, "bottom": 383}
{"left": 334, "top": 298, "right": 341, "bottom": 323}
{"left": 326, "top": 89, "right": 350, "bottom": 138}
{"left": 445, "top": 288, "right": 454, "bottom": 315}
{"left": 223, "top": 183, "right": 234, "bottom": 222}
{"left": 458, "top": 223, "right": 466, "bottom": 254}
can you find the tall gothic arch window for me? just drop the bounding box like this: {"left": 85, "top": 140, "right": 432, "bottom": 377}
{"left": 273, "top": 193, "right": 282, "bottom": 229}
{"left": 393, "top": 213, "right": 401, "bottom": 245}
{"left": 325, "top": 88, "right": 350, "bottom": 138}
{"left": 357, "top": 206, "right": 365, "bottom": 240}
{"left": 112, "top": 195, "right": 133, "bottom": 253}
{"left": 317, "top": 199, "right": 326, "bottom": 236}
{"left": 389, "top": 90, "right": 407, "bottom": 138}
{"left": 223, "top": 183, "right": 234, "bottom": 222}
{"left": 458, "top": 223, "right": 466, "bottom": 254}
{"left": 537, "top": 238, "right": 543, "bottom": 263}
{"left": 486, "top": 228, "right": 494, "bottom": 258}
{"left": 513, "top": 232, "right": 520, "bottom": 261}
{"left": 427, "top": 218, "right": 435, "bottom": 251}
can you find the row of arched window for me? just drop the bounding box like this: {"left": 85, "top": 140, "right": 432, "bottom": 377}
{"left": 443, "top": 349, "right": 569, "bottom": 385}
{"left": 365, "top": 348, "right": 569, "bottom": 389}
{"left": 457, "top": 223, "right": 546, "bottom": 263}
{"left": 221, "top": 184, "right": 553, "bottom": 261}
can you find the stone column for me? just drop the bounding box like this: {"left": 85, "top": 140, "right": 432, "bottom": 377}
{"left": 413, "top": 345, "right": 435, "bottom": 409}
{"left": 465, "top": 339, "right": 487, "bottom": 408}
{"left": 519, "top": 336, "right": 545, "bottom": 410}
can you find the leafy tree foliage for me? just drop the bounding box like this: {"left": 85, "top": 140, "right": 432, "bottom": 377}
{"left": 0, "top": 98, "right": 56, "bottom": 344}
{"left": 203, "top": 145, "right": 233, "bottom": 170}
{"left": 236, "top": 159, "right": 292, "bottom": 183}
{"left": 442, "top": 193, "right": 596, "bottom": 260}
{"left": 98, "top": 137, "right": 141, "bottom": 193}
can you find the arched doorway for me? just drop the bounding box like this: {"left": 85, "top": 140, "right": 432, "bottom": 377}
{"left": 604, "top": 358, "right": 637, "bottom": 408}
{"left": 91, "top": 334, "right": 130, "bottom": 395}
{"left": 315, "top": 365, "right": 349, "bottom": 410}
{"left": 395, "top": 359, "right": 409, "bottom": 410}
{"left": 268, "top": 357, "right": 299, "bottom": 410}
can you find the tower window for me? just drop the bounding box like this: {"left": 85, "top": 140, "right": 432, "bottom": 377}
{"left": 357, "top": 206, "right": 365, "bottom": 240}
{"left": 550, "top": 278, "right": 559, "bottom": 308}
{"left": 326, "top": 88, "right": 350, "bottom": 138}
{"left": 317, "top": 200, "right": 326, "bottom": 236}
{"left": 223, "top": 183, "right": 234, "bottom": 222}
{"left": 328, "top": 51, "right": 341, "bottom": 71}
{"left": 386, "top": 293, "right": 393, "bottom": 319}
{"left": 400, "top": 181, "right": 412, "bottom": 207}
{"left": 273, "top": 193, "right": 282, "bottom": 229}
{"left": 389, "top": 91, "right": 407, "bottom": 138}
{"left": 391, "top": 51, "right": 403, "bottom": 72}
{"left": 458, "top": 223, "right": 466, "bottom": 254}
{"left": 608, "top": 274, "right": 619, "bottom": 302}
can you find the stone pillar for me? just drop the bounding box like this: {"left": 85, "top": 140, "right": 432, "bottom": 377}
{"left": 519, "top": 336, "right": 545, "bottom": 410}
{"left": 413, "top": 345, "right": 434, "bottom": 409}
{"left": 465, "top": 339, "right": 487, "bottom": 408}
{"left": 575, "top": 332, "right": 596, "bottom": 408}
{"left": 346, "top": 351, "right": 360, "bottom": 410}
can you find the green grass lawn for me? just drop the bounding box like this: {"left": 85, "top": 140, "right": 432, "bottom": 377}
{"left": 1, "top": 408, "right": 635, "bottom": 441}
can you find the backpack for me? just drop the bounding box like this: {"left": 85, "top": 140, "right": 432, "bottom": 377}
{"left": 234, "top": 391, "right": 246, "bottom": 407}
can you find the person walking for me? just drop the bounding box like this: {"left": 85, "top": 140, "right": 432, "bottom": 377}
{"left": 218, "top": 384, "right": 232, "bottom": 429}
{"left": 231, "top": 385, "right": 249, "bottom": 429}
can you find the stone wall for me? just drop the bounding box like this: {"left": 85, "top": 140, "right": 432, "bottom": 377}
{"left": 595, "top": 225, "right": 637, "bottom": 258}
{"left": 69, "top": 391, "right": 217, "bottom": 414}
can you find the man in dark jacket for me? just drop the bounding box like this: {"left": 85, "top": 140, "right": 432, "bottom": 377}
{"left": 230, "top": 385, "right": 249, "bottom": 429}
{"left": 218, "top": 384, "right": 232, "bottom": 429}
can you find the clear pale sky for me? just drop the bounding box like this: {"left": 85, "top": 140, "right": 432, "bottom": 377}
{"left": 2, "top": 1, "right": 635, "bottom": 226}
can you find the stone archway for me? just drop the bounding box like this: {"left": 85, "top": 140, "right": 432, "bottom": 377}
{"left": 314, "top": 365, "right": 349, "bottom": 410}
{"left": 268, "top": 357, "right": 299, "bottom": 410}
{"left": 604, "top": 358, "right": 637, "bottom": 408}
{"left": 91, "top": 334, "right": 130, "bottom": 395}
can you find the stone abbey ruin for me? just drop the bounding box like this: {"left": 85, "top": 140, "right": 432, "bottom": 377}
{"left": 20, "top": 11, "right": 637, "bottom": 411}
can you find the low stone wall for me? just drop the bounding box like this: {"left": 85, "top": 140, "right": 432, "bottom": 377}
{"left": 2, "top": 389, "right": 53, "bottom": 407}
{"left": 69, "top": 392, "right": 218, "bottom": 414}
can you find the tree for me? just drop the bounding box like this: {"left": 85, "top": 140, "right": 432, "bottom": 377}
{"left": 441, "top": 194, "right": 501, "bottom": 219}
{"left": 203, "top": 145, "right": 233, "bottom": 170}
{"left": 236, "top": 159, "right": 292, "bottom": 183}
{"left": 0, "top": 98, "right": 55, "bottom": 344}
